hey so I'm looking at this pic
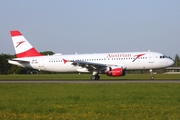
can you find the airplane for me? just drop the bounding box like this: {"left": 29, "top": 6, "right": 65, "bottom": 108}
{"left": 8, "top": 30, "right": 174, "bottom": 80}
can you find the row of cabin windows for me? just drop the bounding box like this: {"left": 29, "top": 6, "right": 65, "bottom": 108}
{"left": 49, "top": 57, "right": 148, "bottom": 63}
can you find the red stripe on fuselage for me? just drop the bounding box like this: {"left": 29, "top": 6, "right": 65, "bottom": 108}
{"left": 16, "top": 47, "right": 42, "bottom": 58}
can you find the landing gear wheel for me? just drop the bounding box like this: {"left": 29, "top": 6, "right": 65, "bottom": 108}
{"left": 96, "top": 75, "right": 100, "bottom": 80}
{"left": 150, "top": 76, "right": 154, "bottom": 80}
{"left": 90, "top": 75, "right": 100, "bottom": 80}
{"left": 91, "top": 75, "right": 96, "bottom": 80}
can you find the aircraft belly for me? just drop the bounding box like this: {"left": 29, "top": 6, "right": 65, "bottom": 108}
{"left": 126, "top": 62, "right": 151, "bottom": 70}
{"left": 30, "top": 64, "right": 39, "bottom": 70}
{"left": 44, "top": 63, "right": 77, "bottom": 72}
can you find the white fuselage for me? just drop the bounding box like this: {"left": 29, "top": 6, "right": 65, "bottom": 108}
{"left": 9, "top": 51, "right": 174, "bottom": 73}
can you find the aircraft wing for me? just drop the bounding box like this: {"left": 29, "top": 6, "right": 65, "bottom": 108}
{"left": 70, "top": 60, "right": 109, "bottom": 72}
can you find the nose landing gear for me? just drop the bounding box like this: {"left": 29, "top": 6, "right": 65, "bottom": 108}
{"left": 149, "top": 69, "right": 154, "bottom": 80}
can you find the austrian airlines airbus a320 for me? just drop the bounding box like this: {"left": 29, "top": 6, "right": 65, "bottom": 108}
{"left": 8, "top": 30, "right": 174, "bottom": 80}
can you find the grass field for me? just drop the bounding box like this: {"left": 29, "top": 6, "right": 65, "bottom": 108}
{"left": 0, "top": 83, "right": 180, "bottom": 120}
{"left": 0, "top": 74, "right": 180, "bottom": 119}
{"left": 0, "top": 73, "right": 180, "bottom": 80}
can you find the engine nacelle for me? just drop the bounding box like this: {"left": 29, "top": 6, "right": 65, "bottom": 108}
{"left": 106, "top": 67, "right": 125, "bottom": 77}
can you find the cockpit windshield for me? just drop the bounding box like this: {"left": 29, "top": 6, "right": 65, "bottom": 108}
{"left": 160, "top": 55, "right": 169, "bottom": 59}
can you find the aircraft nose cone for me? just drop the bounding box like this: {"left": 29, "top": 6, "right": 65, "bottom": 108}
{"left": 169, "top": 59, "right": 174, "bottom": 66}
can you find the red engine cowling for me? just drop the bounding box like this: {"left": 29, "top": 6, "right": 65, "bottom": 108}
{"left": 106, "top": 67, "right": 125, "bottom": 77}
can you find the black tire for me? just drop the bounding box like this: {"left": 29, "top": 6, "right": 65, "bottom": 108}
{"left": 90, "top": 75, "right": 100, "bottom": 80}
{"left": 91, "top": 75, "right": 96, "bottom": 80}
{"left": 150, "top": 76, "right": 154, "bottom": 80}
{"left": 96, "top": 75, "right": 100, "bottom": 80}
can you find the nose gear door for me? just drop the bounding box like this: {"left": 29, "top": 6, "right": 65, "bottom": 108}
{"left": 149, "top": 52, "right": 154, "bottom": 63}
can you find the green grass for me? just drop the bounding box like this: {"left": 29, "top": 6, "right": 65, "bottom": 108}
{"left": 0, "top": 83, "right": 180, "bottom": 119}
{"left": 0, "top": 73, "right": 180, "bottom": 80}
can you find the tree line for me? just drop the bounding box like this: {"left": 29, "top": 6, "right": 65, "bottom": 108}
{"left": 0, "top": 52, "right": 179, "bottom": 74}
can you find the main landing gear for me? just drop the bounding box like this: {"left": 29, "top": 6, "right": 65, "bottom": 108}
{"left": 149, "top": 69, "right": 154, "bottom": 80}
{"left": 90, "top": 71, "right": 100, "bottom": 80}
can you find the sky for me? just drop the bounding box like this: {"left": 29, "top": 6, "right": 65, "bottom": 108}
{"left": 0, "top": 0, "right": 180, "bottom": 58}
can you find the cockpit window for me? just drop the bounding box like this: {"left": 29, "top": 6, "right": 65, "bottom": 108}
{"left": 164, "top": 55, "right": 168, "bottom": 58}
{"left": 160, "top": 55, "right": 168, "bottom": 59}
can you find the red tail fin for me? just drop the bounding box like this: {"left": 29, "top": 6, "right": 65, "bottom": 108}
{"left": 10, "top": 30, "right": 42, "bottom": 58}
